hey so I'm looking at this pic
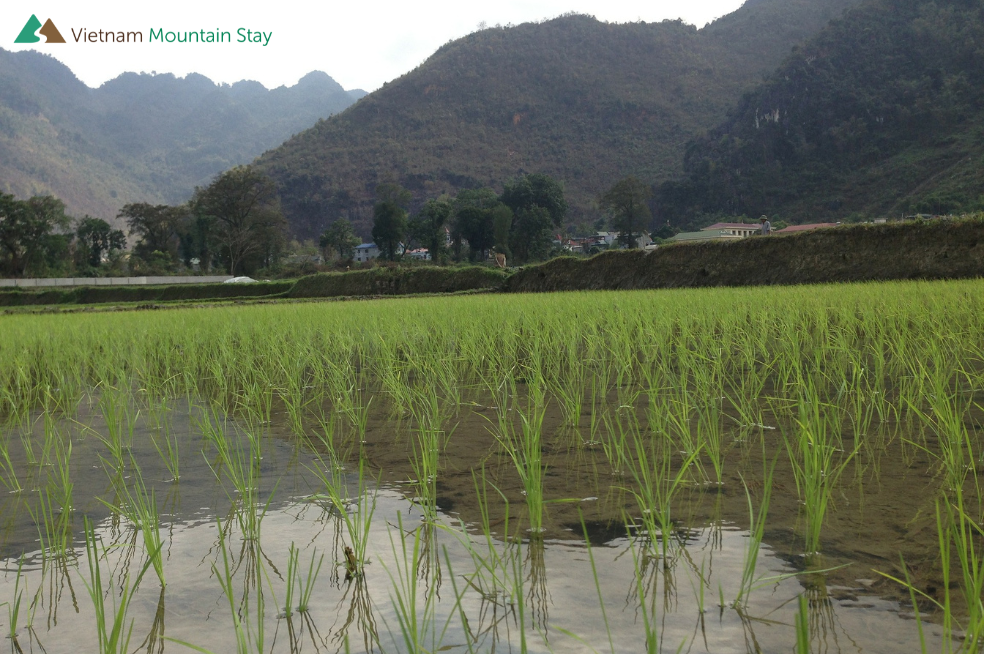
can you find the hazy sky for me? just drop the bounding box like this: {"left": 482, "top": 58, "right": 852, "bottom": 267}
{"left": 4, "top": 0, "right": 746, "bottom": 91}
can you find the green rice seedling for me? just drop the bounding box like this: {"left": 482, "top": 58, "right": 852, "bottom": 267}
{"left": 81, "top": 517, "right": 157, "bottom": 654}
{"left": 382, "top": 513, "right": 458, "bottom": 654}
{"left": 733, "top": 457, "right": 776, "bottom": 608}
{"left": 0, "top": 433, "right": 22, "bottom": 492}
{"left": 178, "top": 519, "right": 267, "bottom": 654}
{"left": 279, "top": 541, "right": 325, "bottom": 617}
{"left": 600, "top": 409, "right": 631, "bottom": 479}
{"left": 305, "top": 455, "right": 377, "bottom": 577}
{"left": 96, "top": 386, "right": 138, "bottom": 460}
{"left": 627, "top": 541, "right": 664, "bottom": 654}
{"left": 941, "top": 488, "right": 984, "bottom": 649}
{"left": 103, "top": 459, "right": 166, "bottom": 587}
{"left": 19, "top": 430, "right": 38, "bottom": 468}
{"left": 449, "top": 468, "right": 521, "bottom": 614}
{"left": 6, "top": 556, "right": 26, "bottom": 642}
{"left": 623, "top": 424, "right": 703, "bottom": 564}
{"left": 150, "top": 416, "right": 180, "bottom": 482}
{"left": 784, "top": 383, "right": 859, "bottom": 554}
{"left": 283, "top": 543, "right": 298, "bottom": 619}
{"left": 904, "top": 363, "right": 977, "bottom": 494}
{"left": 27, "top": 488, "right": 73, "bottom": 560}
{"left": 795, "top": 594, "right": 810, "bottom": 654}
{"left": 406, "top": 382, "right": 454, "bottom": 520}
{"left": 48, "top": 436, "right": 73, "bottom": 516}
{"left": 203, "top": 420, "right": 273, "bottom": 542}
{"left": 490, "top": 384, "right": 548, "bottom": 535}
{"left": 585, "top": 377, "right": 607, "bottom": 447}
{"left": 294, "top": 545, "right": 324, "bottom": 614}
{"left": 692, "top": 360, "right": 727, "bottom": 485}
{"left": 550, "top": 347, "right": 586, "bottom": 430}
{"left": 578, "top": 511, "right": 615, "bottom": 654}
{"left": 665, "top": 387, "right": 698, "bottom": 460}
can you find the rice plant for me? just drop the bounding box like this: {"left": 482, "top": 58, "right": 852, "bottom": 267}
{"left": 81, "top": 517, "right": 157, "bottom": 654}
{"left": 783, "top": 382, "right": 859, "bottom": 554}
{"left": 305, "top": 455, "right": 377, "bottom": 578}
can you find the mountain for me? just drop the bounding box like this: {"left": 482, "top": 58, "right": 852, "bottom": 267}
{"left": 255, "top": 0, "right": 862, "bottom": 239}
{"left": 657, "top": 0, "right": 984, "bottom": 224}
{"left": 0, "top": 49, "right": 362, "bottom": 224}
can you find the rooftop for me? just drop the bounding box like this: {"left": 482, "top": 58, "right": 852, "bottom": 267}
{"left": 703, "top": 222, "right": 761, "bottom": 231}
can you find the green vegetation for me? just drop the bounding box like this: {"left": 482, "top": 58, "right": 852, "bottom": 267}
{"left": 0, "top": 280, "right": 293, "bottom": 307}
{"left": 506, "top": 216, "right": 984, "bottom": 293}
{"left": 2, "top": 272, "right": 984, "bottom": 651}
{"left": 256, "top": 1, "right": 861, "bottom": 238}
{"left": 287, "top": 265, "right": 508, "bottom": 298}
{"left": 659, "top": 0, "right": 984, "bottom": 226}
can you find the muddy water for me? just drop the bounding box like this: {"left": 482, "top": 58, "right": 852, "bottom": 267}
{"left": 0, "top": 396, "right": 968, "bottom": 653}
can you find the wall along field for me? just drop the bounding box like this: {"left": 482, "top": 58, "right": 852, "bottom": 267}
{"left": 0, "top": 281, "right": 982, "bottom": 653}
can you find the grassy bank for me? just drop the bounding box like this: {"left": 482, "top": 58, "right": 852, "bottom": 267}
{"left": 3, "top": 219, "right": 982, "bottom": 307}
{"left": 508, "top": 218, "right": 984, "bottom": 292}
{"left": 287, "top": 265, "right": 508, "bottom": 298}
{"left": 0, "top": 281, "right": 294, "bottom": 307}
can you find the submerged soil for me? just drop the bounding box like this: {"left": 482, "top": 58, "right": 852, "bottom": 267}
{"left": 0, "top": 387, "right": 979, "bottom": 653}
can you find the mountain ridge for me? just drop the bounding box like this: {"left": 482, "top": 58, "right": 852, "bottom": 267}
{"left": 657, "top": 0, "right": 984, "bottom": 224}
{"left": 0, "top": 48, "right": 362, "bottom": 225}
{"left": 255, "top": 0, "right": 862, "bottom": 238}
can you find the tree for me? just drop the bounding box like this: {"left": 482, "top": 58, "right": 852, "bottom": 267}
{"left": 501, "top": 173, "right": 568, "bottom": 227}
{"left": 491, "top": 204, "right": 513, "bottom": 260}
{"left": 119, "top": 203, "right": 184, "bottom": 261}
{"left": 409, "top": 198, "right": 453, "bottom": 263}
{"left": 509, "top": 207, "right": 554, "bottom": 264}
{"left": 0, "top": 194, "right": 71, "bottom": 276}
{"left": 453, "top": 189, "right": 499, "bottom": 261}
{"left": 75, "top": 217, "right": 126, "bottom": 268}
{"left": 320, "top": 218, "right": 360, "bottom": 260}
{"left": 371, "top": 183, "right": 410, "bottom": 260}
{"left": 599, "top": 177, "right": 652, "bottom": 248}
{"left": 191, "top": 166, "right": 287, "bottom": 275}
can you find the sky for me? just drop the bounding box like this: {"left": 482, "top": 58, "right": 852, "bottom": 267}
{"left": 3, "top": 0, "right": 747, "bottom": 92}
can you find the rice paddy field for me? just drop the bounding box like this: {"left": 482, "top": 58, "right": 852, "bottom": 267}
{"left": 0, "top": 280, "right": 982, "bottom": 653}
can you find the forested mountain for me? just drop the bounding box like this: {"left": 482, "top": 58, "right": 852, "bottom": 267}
{"left": 256, "top": 0, "right": 861, "bottom": 239}
{"left": 658, "top": 0, "right": 984, "bottom": 224}
{"left": 0, "top": 48, "right": 363, "bottom": 224}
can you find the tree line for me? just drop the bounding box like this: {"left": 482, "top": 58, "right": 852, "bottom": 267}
{"left": 0, "top": 165, "right": 286, "bottom": 278}
{"left": 321, "top": 172, "right": 659, "bottom": 265}
{"left": 2, "top": 166, "right": 661, "bottom": 278}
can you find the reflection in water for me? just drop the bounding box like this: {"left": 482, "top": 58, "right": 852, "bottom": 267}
{"left": 0, "top": 399, "right": 957, "bottom": 654}
{"left": 135, "top": 586, "right": 166, "bottom": 654}
{"left": 526, "top": 537, "right": 549, "bottom": 633}
{"left": 329, "top": 577, "right": 378, "bottom": 654}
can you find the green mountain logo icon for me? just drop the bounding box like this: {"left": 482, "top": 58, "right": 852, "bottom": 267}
{"left": 15, "top": 15, "right": 65, "bottom": 44}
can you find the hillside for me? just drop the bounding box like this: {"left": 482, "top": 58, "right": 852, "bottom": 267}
{"left": 658, "top": 0, "right": 984, "bottom": 225}
{"left": 255, "top": 0, "right": 861, "bottom": 239}
{"left": 0, "top": 48, "right": 363, "bottom": 224}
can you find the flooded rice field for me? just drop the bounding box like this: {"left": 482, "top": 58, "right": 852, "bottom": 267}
{"left": 1, "top": 282, "right": 982, "bottom": 653}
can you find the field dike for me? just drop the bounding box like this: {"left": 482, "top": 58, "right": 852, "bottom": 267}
{"left": 0, "top": 280, "right": 295, "bottom": 307}
{"left": 507, "top": 218, "right": 984, "bottom": 292}
{"left": 287, "top": 265, "right": 509, "bottom": 298}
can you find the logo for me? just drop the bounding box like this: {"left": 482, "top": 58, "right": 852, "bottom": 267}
{"left": 15, "top": 14, "right": 65, "bottom": 43}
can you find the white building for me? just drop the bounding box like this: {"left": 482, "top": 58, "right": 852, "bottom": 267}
{"left": 702, "top": 222, "right": 761, "bottom": 238}
{"left": 354, "top": 243, "right": 380, "bottom": 262}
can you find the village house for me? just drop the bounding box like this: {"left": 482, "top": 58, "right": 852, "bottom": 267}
{"left": 702, "top": 222, "right": 762, "bottom": 238}
{"left": 353, "top": 243, "right": 380, "bottom": 263}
